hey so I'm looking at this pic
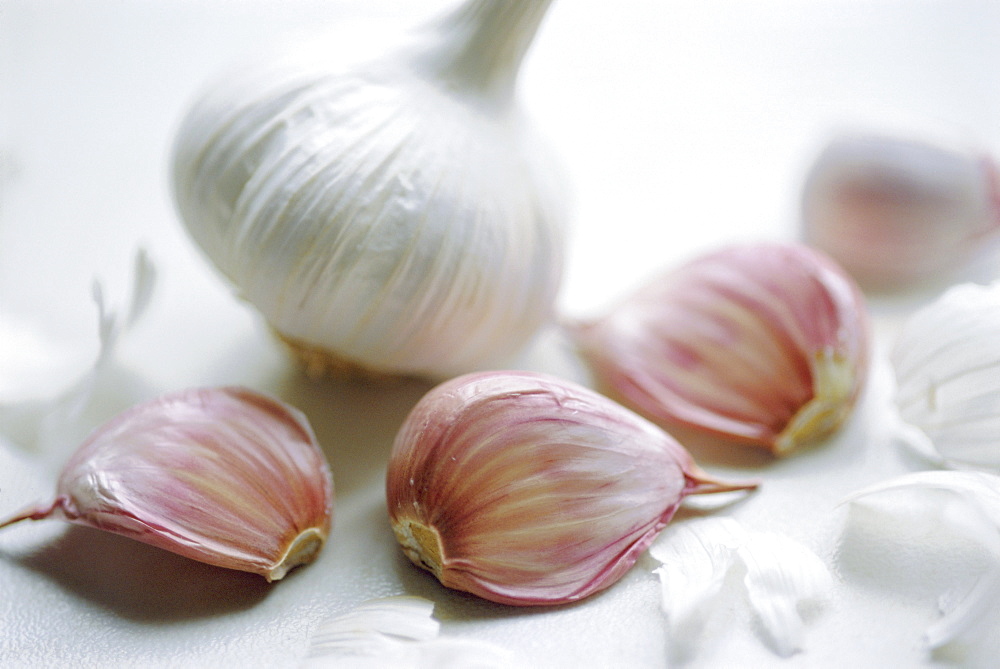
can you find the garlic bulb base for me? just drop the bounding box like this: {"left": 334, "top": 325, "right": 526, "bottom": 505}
{"left": 267, "top": 527, "right": 326, "bottom": 582}
{"left": 278, "top": 333, "right": 403, "bottom": 384}
{"left": 774, "top": 350, "right": 855, "bottom": 454}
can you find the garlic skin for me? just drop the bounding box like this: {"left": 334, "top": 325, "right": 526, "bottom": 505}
{"left": 386, "top": 371, "right": 757, "bottom": 606}
{"left": 171, "top": 0, "right": 565, "bottom": 380}
{"left": 801, "top": 130, "right": 1000, "bottom": 288}
{"left": 570, "top": 242, "right": 871, "bottom": 455}
{"left": 0, "top": 387, "right": 334, "bottom": 581}
{"left": 892, "top": 282, "right": 1000, "bottom": 472}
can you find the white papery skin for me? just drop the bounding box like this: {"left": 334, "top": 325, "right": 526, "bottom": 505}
{"left": 841, "top": 470, "right": 1000, "bottom": 660}
{"left": 304, "top": 596, "right": 519, "bottom": 668}
{"left": 0, "top": 387, "right": 334, "bottom": 581}
{"left": 572, "top": 242, "right": 871, "bottom": 455}
{"left": 801, "top": 130, "right": 1000, "bottom": 287}
{"left": 650, "top": 517, "right": 832, "bottom": 660}
{"left": 386, "top": 371, "right": 756, "bottom": 606}
{"left": 893, "top": 282, "right": 1000, "bottom": 472}
{"left": 172, "top": 0, "right": 565, "bottom": 379}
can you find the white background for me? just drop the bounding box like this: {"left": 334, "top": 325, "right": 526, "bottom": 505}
{"left": 2, "top": 1, "right": 1000, "bottom": 667}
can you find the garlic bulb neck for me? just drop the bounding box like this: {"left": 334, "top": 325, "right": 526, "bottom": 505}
{"left": 410, "top": 0, "right": 555, "bottom": 106}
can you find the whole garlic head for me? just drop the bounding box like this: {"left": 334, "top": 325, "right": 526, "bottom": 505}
{"left": 801, "top": 130, "right": 1000, "bottom": 288}
{"left": 172, "top": 0, "right": 565, "bottom": 379}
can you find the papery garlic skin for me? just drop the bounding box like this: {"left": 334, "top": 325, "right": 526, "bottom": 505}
{"left": 571, "top": 242, "right": 871, "bottom": 455}
{"left": 386, "top": 371, "right": 756, "bottom": 606}
{"left": 172, "top": 0, "right": 565, "bottom": 380}
{"left": 892, "top": 282, "right": 1000, "bottom": 472}
{"left": 0, "top": 387, "right": 334, "bottom": 581}
{"left": 801, "top": 131, "right": 1000, "bottom": 288}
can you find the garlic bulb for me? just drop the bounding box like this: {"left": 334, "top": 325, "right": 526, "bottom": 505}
{"left": 801, "top": 130, "right": 1000, "bottom": 288}
{"left": 892, "top": 281, "right": 1000, "bottom": 472}
{"left": 0, "top": 387, "right": 334, "bottom": 581}
{"left": 570, "top": 242, "right": 871, "bottom": 455}
{"left": 172, "top": 0, "right": 565, "bottom": 380}
{"left": 386, "top": 371, "right": 757, "bottom": 606}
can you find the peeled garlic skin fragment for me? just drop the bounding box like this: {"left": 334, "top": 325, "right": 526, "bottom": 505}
{"left": 7, "top": 387, "right": 334, "bottom": 581}
{"left": 573, "top": 243, "right": 870, "bottom": 454}
{"left": 386, "top": 371, "right": 727, "bottom": 606}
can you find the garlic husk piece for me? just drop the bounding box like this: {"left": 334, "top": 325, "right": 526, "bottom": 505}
{"left": 171, "top": 0, "right": 565, "bottom": 380}
{"left": 570, "top": 242, "right": 871, "bottom": 455}
{"left": 385, "top": 371, "right": 758, "bottom": 606}
{"left": 840, "top": 470, "right": 1000, "bottom": 657}
{"left": 650, "top": 517, "right": 832, "bottom": 659}
{"left": 0, "top": 387, "right": 334, "bottom": 581}
{"left": 801, "top": 130, "right": 1000, "bottom": 288}
{"left": 304, "top": 596, "right": 519, "bottom": 667}
{"left": 892, "top": 281, "right": 1000, "bottom": 472}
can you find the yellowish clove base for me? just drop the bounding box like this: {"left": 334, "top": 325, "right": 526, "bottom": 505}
{"left": 267, "top": 527, "right": 326, "bottom": 582}
{"left": 392, "top": 519, "right": 444, "bottom": 578}
{"left": 775, "top": 349, "right": 854, "bottom": 455}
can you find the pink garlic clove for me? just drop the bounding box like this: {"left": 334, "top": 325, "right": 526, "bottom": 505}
{"left": 385, "top": 371, "right": 757, "bottom": 606}
{"left": 801, "top": 130, "right": 1000, "bottom": 288}
{"left": 0, "top": 386, "right": 334, "bottom": 582}
{"left": 570, "top": 242, "right": 871, "bottom": 455}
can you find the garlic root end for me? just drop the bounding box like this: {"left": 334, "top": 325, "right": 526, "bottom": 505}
{"left": 278, "top": 332, "right": 406, "bottom": 383}
{"left": 266, "top": 526, "right": 326, "bottom": 582}
{"left": 774, "top": 350, "right": 856, "bottom": 455}
{"left": 393, "top": 519, "right": 444, "bottom": 578}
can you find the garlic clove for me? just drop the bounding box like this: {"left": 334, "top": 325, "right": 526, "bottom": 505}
{"left": 171, "top": 0, "right": 566, "bottom": 381}
{"left": 892, "top": 281, "right": 1000, "bottom": 472}
{"left": 0, "top": 387, "right": 334, "bottom": 581}
{"left": 801, "top": 129, "right": 1000, "bottom": 288}
{"left": 385, "top": 371, "right": 757, "bottom": 607}
{"left": 570, "top": 242, "right": 871, "bottom": 455}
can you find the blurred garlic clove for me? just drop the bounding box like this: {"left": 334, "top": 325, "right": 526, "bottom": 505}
{"left": 801, "top": 130, "right": 1000, "bottom": 288}
{"left": 385, "top": 370, "right": 757, "bottom": 606}
{"left": 570, "top": 242, "right": 871, "bottom": 455}
{"left": 892, "top": 281, "right": 1000, "bottom": 472}
{"left": 0, "top": 387, "right": 334, "bottom": 581}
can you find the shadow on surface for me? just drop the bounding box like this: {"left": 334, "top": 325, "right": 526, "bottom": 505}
{"left": 13, "top": 525, "right": 273, "bottom": 621}
{"left": 276, "top": 367, "right": 435, "bottom": 497}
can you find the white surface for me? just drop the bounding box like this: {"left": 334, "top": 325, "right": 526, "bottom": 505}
{"left": 2, "top": 1, "right": 1000, "bottom": 667}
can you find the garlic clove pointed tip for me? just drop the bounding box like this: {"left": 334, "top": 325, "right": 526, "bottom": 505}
{"left": 686, "top": 467, "right": 761, "bottom": 496}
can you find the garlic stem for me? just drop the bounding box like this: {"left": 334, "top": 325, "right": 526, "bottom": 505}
{"left": 413, "top": 0, "right": 555, "bottom": 105}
